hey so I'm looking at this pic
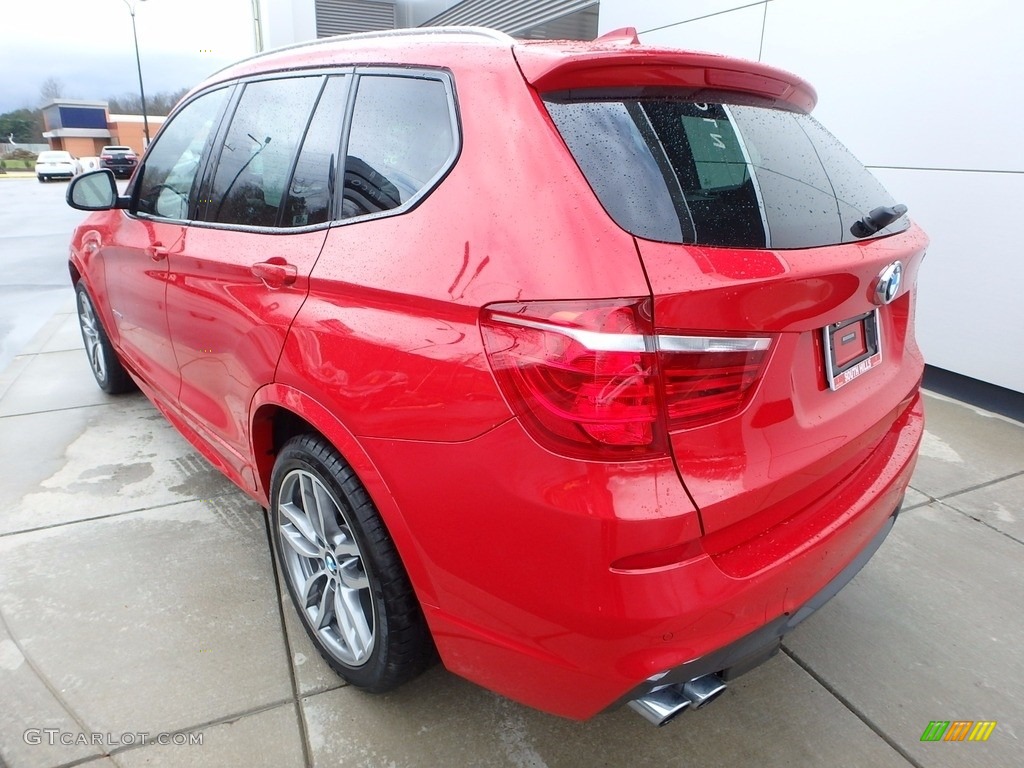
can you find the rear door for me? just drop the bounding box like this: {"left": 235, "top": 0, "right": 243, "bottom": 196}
{"left": 164, "top": 74, "right": 350, "bottom": 480}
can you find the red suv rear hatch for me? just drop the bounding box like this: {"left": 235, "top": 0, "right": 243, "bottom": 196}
{"left": 518, "top": 36, "right": 927, "bottom": 559}
{"left": 639, "top": 235, "right": 925, "bottom": 554}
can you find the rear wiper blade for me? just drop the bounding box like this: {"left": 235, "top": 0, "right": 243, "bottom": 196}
{"left": 850, "top": 203, "right": 908, "bottom": 238}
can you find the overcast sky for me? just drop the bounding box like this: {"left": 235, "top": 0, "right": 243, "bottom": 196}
{"left": 1, "top": 0, "right": 257, "bottom": 113}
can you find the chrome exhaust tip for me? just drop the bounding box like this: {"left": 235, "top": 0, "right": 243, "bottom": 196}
{"left": 627, "top": 686, "right": 691, "bottom": 727}
{"left": 629, "top": 674, "right": 727, "bottom": 725}
{"left": 681, "top": 673, "right": 727, "bottom": 709}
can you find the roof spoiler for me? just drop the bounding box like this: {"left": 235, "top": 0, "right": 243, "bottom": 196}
{"left": 596, "top": 27, "right": 641, "bottom": 45}
{"left": 513, "top": 38, "right": 817, "bottom": 113}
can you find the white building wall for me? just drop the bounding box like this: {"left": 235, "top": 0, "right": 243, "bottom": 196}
{"left": 263, "top": 0, "right": 458, "bottom": 38}
{"left": 397, "top": 1, "right": 459, "bottom": 27}
{"left": 259, "top": 0, "right": 318, "bottom": 49}
{"left": 600, "top": 0, "right": 1024, "bottom": 394}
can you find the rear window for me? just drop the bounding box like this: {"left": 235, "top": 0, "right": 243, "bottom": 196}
{"left": 544, "top": 92, "right": 908, "bottom": 249}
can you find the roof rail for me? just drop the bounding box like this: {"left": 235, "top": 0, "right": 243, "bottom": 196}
{"left": 326, "top": 25, "right": 515, "bottom": 45}
{"left": 209, "top": 26, "right": 515, "bottom": 78}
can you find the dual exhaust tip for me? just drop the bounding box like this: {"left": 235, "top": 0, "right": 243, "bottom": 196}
{"left": 628, "top": 674, "right": 727, "bottom": 726}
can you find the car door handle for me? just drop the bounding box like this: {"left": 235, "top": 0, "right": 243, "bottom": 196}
{"left": 251, "top": 260, "right": 297, "bottom": 287}
{"left": 147, "top": 243, "right": 169, "bottom": 262}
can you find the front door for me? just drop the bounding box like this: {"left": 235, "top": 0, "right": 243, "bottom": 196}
{"left": 103, "top": 86, "right": 232, "bottom": 402}
{"left": 164, "top": 75, "right": 350, "bottom": 478}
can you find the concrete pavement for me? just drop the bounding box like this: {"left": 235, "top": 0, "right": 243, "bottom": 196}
{"left": 0, "top": 302, "right": 1021, "bottom": 767}
{"left": 0, "top": 175, "right": 93, "bottom": 375}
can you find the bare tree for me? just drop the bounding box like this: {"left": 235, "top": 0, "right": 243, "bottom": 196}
{"left": 39, "top": 76, "right": 65, "bottom": 104}
{"left": 107, "top": 88, "right": 190, "bottom": 117}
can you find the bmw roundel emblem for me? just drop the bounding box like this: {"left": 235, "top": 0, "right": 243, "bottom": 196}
{"left": 873, "top": 261, "right": 903, "bottom": 305}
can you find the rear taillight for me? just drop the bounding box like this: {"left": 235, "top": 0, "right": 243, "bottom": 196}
{"left": 481, "top": 299, "right": 773, "bottom": 461}
{"left": 101, "top": 155, "right": 112, "bottom": 160}
{"left": 658, "top": 336, "right": 771, "bottom": 429}
{"left": 481, "top": 299, "right": 662, "bottom": 460}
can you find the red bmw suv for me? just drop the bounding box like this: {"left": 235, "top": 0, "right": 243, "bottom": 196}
{"left": 66, "top": 26, "right": 926, "bottom": 725}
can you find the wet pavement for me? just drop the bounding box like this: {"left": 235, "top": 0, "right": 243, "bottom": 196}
{"left": 0, "top": 175, "right": 89, "bottom": 375}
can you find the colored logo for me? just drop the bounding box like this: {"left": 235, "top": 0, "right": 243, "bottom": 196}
{"left": 920, "top": 720, "right": 997, "bottom": 742}
{"left": 873, "top": 261, "right": 903, "bottom": 305}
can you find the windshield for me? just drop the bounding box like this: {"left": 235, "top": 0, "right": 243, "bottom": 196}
{"left": 544, "top": 92, "right": 909, "bottom": 249}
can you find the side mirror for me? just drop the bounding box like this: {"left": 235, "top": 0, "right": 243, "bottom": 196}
{"left": 66, "top": 170, "right": 128, "bottom": 211}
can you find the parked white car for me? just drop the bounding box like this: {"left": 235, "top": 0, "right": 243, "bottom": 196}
{"left": 35, "top": 150, "right": 82, "bottom": 182}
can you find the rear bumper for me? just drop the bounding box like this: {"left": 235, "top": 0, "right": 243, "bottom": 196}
{"left": 606, "top": 499, "right": 901, "bottom": 712}
{"left": 99, "top": 162, "right": 135, "bottom": 176}
{"left": 364, "top": 392, "right": 924, "bottom": 720}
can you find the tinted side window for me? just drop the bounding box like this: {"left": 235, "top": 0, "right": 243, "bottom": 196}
{"left": 538, "top": 101, "right": 686, "bottom": 243}
{"left": 207, "top": 77, "right": 323, "bottom": 227}
{"left": 283, "top": 76, "right": 348, "bottom": 228}
{"left": 135, "top": 88, "right": 229, "bottom": 220}
{"left": 342, "top": 76, "right": 455, "bottom": 219}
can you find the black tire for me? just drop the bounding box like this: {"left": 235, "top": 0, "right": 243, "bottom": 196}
{"left": 38, "top": 175, "right": 45, "bottom": 183}
{"left": 75, "top": 281, "right": 135, "bottom": 394}
{"left": 271, "top": 434, "right": 433, "bottom": 692}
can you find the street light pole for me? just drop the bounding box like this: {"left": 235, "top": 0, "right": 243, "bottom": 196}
{"left": 123, "top": 0, "right": 151, "bottom": 146}
{"left": 252, "top": 0, "right": 264, "bottom": 53}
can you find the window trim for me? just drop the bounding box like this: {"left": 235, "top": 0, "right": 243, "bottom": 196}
{"left": 192, "top": 82, "right": 245, "bottom": 225}
{"left": 275, "top": 77, "right": 332, "bottom": 228}
{"left": 329, "top": 70, "right": 360, "bottom": 224}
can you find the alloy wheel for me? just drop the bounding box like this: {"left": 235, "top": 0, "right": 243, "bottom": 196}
{"left": 78, "top": 291, "right": 107, "bottom": 384}
{"left": 276, "top": 469, "right": 375, "bottom": 666}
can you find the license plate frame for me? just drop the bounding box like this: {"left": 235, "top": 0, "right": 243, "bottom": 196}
{"left": 822, "top": 309, "right": 882, "bottom": 391}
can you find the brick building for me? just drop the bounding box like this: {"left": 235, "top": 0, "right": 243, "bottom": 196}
{"left": 41, "top": 99, "right": 165, "bottom": 157}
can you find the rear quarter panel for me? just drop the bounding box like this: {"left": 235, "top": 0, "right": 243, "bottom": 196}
{"left": 273, "top": 46, "right": 651, "bottom": 444}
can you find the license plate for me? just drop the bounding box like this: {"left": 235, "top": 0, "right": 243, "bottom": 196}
{"left": 822, "top": 310, "right": 881, "bottom": 391}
